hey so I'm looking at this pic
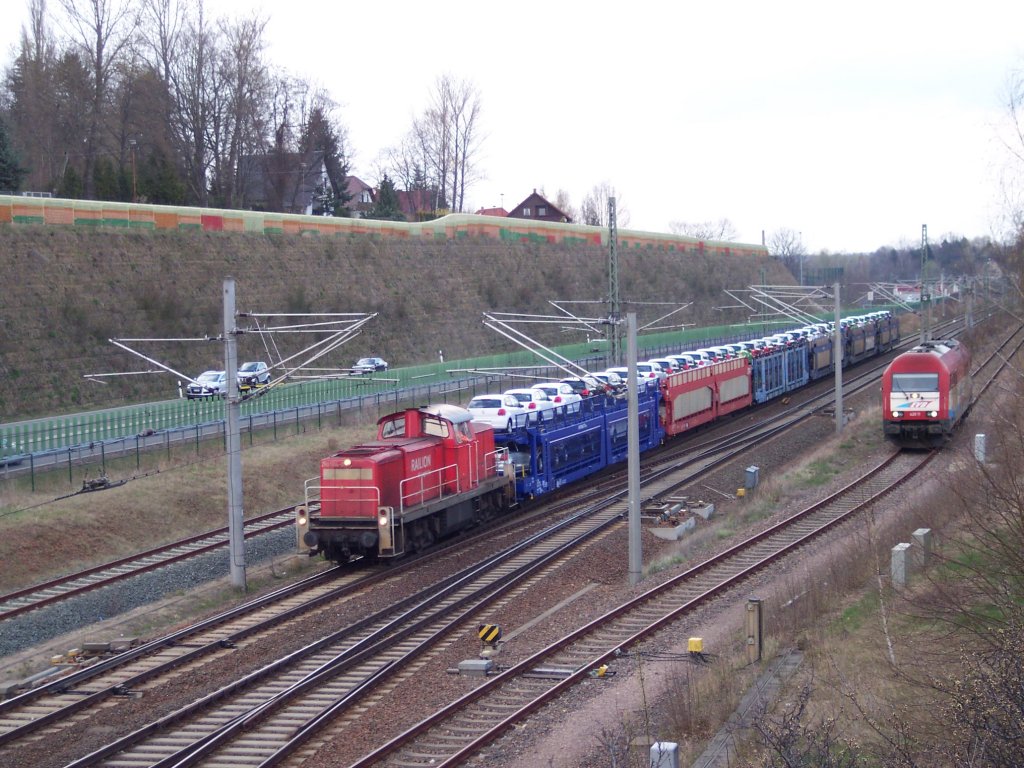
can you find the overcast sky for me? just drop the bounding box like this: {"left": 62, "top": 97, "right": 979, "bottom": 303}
{"left": 3, "top": 1, "right": 1024, "bottom": 253}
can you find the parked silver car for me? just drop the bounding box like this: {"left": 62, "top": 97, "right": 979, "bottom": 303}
{"left": 186, "top": 370, "right": 228, "bottom": 399}
{"left": 237, "top": 361, "right": 270, "bottom": 391}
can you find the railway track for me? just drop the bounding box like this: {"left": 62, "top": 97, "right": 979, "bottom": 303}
{"left": 0, "top": 315, "right": 1005, "bottom": 766}
{"left": 0, "top": 507, "right": 299, "bottom": 621}
{"left": 348, "top": 319, "right": 1023, "bottom": 768}
{"left": 50, "top": 443, "right": 929, "bottom": 768}
{"left": 0, "top": 316, "right": 951, "bottom": 625}
{"left": 35, "top": 368, "right": 932, "bottom": 768}
{"left": 350, "top": 450, "right": 934, "bottom": 768}
{"left": 0, "top": 566, "right": 353, "bottom": 745}
{"left": 0, "top": 368, "right": 854, "bottom": 756}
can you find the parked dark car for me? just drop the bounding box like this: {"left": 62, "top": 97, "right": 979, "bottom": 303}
{"left": 353, "top": 357, "right": 389, "bottom": 374}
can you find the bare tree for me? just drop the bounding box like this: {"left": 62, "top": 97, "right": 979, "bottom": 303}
{"left": 888, "top": 401, "right": 1024, "bottom": 766}
{"left": 168, "top": 0, "right": 216, "bottom": 205}
{"left": 552, "top": 188, "right": 577, "bottom": 222}
{"left": 765, "top": 227, "right": 808, "bottom": 283}
{"left": 580, "top": 181, "right": 629, "bottom": 228}
{"left": 138, "top": 0, "right": 185, "bottom": 84}
{"left": 1000, "top": 67, "right": 1024, "bottom": 218}
{"left": 380, "top": 133, "right": 427, "bottom": 194}
{"left": 406, "top": 74, "right": 483, "bottom": 214}
{"left": 668, "top": 218, "right": 739, "bottom": 241}
{"left": 57, "top": 0, "right": 139, "bottom": 197}
{"left": 211, "top": 12, "right": 269, "bottom": 208}
{"left": 996, "top": 65, "right": 1024, "bottom": 289}
{"left": 752, "top": 682, "right": 862, "bottom": 767}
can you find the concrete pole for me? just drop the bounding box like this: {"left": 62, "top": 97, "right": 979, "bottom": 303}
{"left": 833, "top": 282, "right": 843, "bottom": 434}
{"left": 966, "top": 282, "right": 974, "bottom": 330}
{"left": 745, "top": 598, "right": 763, "bottom": 664}
{"left": 627, "top": 313, "right": 642, "bottom": 586}
{"left": 224, "top": 278, "right": 246, "bottom": 590}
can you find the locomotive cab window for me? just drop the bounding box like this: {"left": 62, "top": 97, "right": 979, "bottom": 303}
{"left": 421, "top": 415, "right": 450, "bottom": 438}
{"left": 891, "top": 373, "right": 939, "bottom": 392}
{"left": 380, "top": 416, "right": 406, "bottom": 438}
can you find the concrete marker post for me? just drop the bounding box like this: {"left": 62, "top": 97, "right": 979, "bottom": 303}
{"left": 891, "top": 543, "right": 912, "bottom": 587}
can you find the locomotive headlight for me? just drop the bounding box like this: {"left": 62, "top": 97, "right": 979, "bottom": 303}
{"left": 929, "top": 410, "right": 938, "bottom": 418}
{"left": 378, "top": 510, "right": 389, "bottom": 527}
{"left": 297, "top": 511, "right": 308, "bottom": 526}
{"left": 343, "top": 458, "right": 352, "bottom": 467}
{"left": 892, "top": 411, "right": 901, "bottom": 418}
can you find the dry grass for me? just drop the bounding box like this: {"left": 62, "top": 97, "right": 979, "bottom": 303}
{"left": 647, "top": 408, "right": 885, "bottom": 578}
{"left": 626, "top": 390, "right": 1004, "bottom": 766}
{"left": 0, "top": 226, "right": 791, "bottom": 419}
{"left": 662, "top": 329, "right": 1024, "bottom": 766}
{"left": 0, "top": 419, "right": 376, "bottom": 592}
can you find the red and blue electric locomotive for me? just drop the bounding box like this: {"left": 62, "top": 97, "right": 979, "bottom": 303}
{"left": 881, "top": 339, "right": 972, "bottom": 448}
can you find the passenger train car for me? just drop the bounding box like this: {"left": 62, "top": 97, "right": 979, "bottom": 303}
{"left": 302, "top": 311, "right": 901, "bottom": 564}
{"left": 881, "top": 339, "right": 971, "bottom": 449}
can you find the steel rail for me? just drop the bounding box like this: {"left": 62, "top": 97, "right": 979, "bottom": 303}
{"left": 0, "top": 317, "right": 951, "bottom": 750}
{"left": 0, "top": 313, "right": 995, "bottom": 765}
{"left": 0, "top": 315, "right": 953, "bottom": 623}
{"left": 0, "top": 507, "right": 303, "bottom": 621}
{"left": 58, "top": 366, "right": 930, "bottom": 768}
{"left": 63, "top": 495, "right": 637, "bottom": 768}
{"left": 351, "top": 451, "right": 935, "bottom": 768}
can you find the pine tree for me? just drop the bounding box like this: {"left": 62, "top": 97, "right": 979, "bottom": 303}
{"left": 0, "top": 118, "right": 27, "bottom": 193}
{"left": 366, "top": 174, "right": 406, "bottom": 221}
{"left": 139, "top": 145, "right": 186, "bottom": 204}
{"left": 300, "top": 105, "right": 353, "bottom": 217}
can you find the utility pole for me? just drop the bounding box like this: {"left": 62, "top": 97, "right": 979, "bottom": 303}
{"left": 129, "top": 139, "right": 137, "bottom": 203}
{"left": 606, "top": 197, "right": 621, "bottom": 368}
{"left": 626, "top": 312, "right": 641, "bottom": 586}
{"left": 105, "top": 293, "right": 377, "bottom": 594}
{"left": 920, "top": 224, "right": 931, "bottom": 344}
{"left": 833, "top": 282, "right": 843, "bottom": 435}
{"left": 965, "top": 280, "right": 974, "bottom": 330}
{"left": 224, "top": 278, "right": 246, "bottom": 590}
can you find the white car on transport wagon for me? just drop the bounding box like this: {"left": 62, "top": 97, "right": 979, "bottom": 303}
{"left": 466, "top": 393, "right": 530, "bottom": 432}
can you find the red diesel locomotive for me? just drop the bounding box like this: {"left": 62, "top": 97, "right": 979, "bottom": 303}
{"left": 302, "top": 404, "right": 514, "bottom": 563}
{"left": 881, "top": 339, "right": 972, "bottom": 448}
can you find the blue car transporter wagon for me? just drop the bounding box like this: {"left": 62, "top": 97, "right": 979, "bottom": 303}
{"left": 495, "top": 387, "right": 664, "bottom": 499}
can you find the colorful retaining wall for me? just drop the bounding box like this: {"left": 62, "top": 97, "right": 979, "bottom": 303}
{"left": 0, "top": 195, "right": 767, "bottom": 258}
